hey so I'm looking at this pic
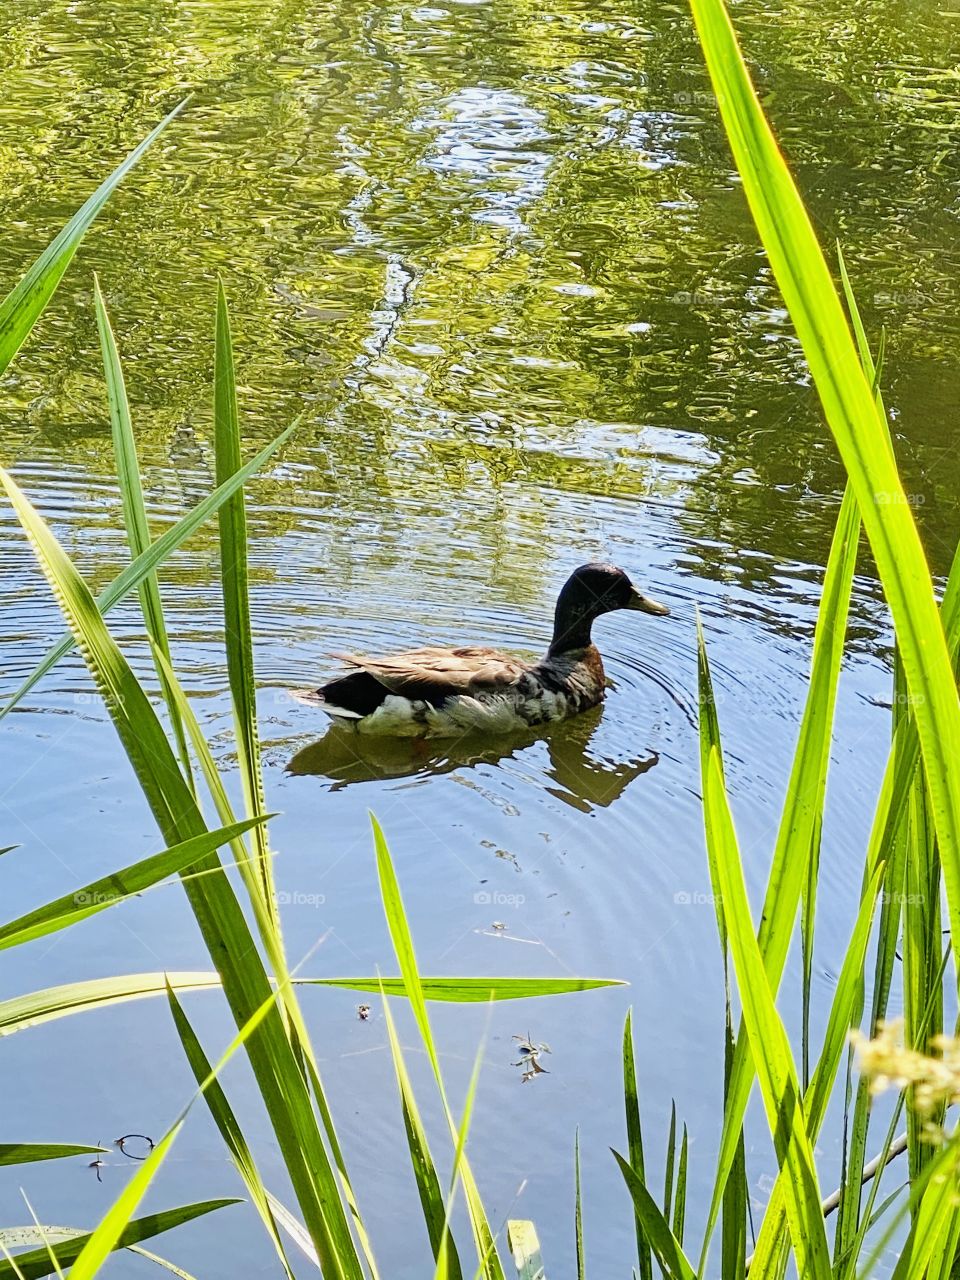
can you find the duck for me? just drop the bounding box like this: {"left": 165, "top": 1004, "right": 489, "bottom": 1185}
{"left": 304, "top": 563, "right": 669, "bottom": 738}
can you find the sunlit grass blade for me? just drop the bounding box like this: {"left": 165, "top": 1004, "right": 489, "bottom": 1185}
{"left": 0, "top": 420, "right": 297, "bottom": 723}
{"left": 0, "top": 973, "right": 220, "bottom": 1036}
{"left": 622, "top": 1011, "right": 653, "bottom": 1280}
{"left": 93, "top": 275, "right": 192, "bottom": 780}
{"left": 164, "top": 980, "right": 296, "bottom": 1280}
{"left": 312, "top": 977, "right": 623, "bottom": 1001}
{"left": 435, "top": 1026, "right": 485, "bottom": 1280}
{"left": 0, "top": 1202, "right": 235, "bottom": 1280}
{"left": 67, "top": 979, "right": 284, "bottom": 1280}
{"left": 0, "top": 1145, "right": 106, "bottom": 1167}
{"left": 212, "top": 281, "right": 276, "bottom": 918}
{"left": 703, "top": 746, "right": 831, "bottom": 1277}
{"left": 746, "top": 860, "right": 885, "bottom": 1275}
{"left": 697, "top": 476, "right": 859, "bottom": 1265}
{"left": 0, "top": 99, "right": 189, "bottom": 377}
{"left": 372, "top": 815, "right": 505, "bottom": 1280}
{"left": 264, "top": 1195, "right": 321, "bottom": 1271}
{"left": 0, "top": 469, "right": 365, "bottom": 1279}
{"left": 0, "top": 817, "right": 269, "bottom": 952}
{"left": 663, "top": 1102, "right": 677, "bottom": 1226}
{"left": 689, "top": 0, "right": 960, "bottom": 986}
{"left": 611, "top": 1155, "right": 697, "bottom": 1280}
{"left": 149, "top": 645, "right": 381, "bottom": 1280}
{"left": 379, "top": 980, "right": 464, "bottom": 1280}
{"left": 672, "top": 1126, "right": 687, "bottom": 1247}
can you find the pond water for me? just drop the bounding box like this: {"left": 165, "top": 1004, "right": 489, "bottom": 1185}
{"left": 1, "top": 0, "right": 959, "bottom": 1274}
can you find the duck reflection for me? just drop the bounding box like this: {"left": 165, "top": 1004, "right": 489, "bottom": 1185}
{"left": 286, "top": 706, "right": 658, "bottom": 812}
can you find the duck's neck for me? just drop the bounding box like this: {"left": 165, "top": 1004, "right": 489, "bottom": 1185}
{"left": 548, "top": 603, "right": 597, "bottom": 657}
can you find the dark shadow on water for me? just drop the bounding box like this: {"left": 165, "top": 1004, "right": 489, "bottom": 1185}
{"left": 285, "top": 706, "right": 659, "bottom": 812}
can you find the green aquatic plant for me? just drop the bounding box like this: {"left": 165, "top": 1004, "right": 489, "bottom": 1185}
{"left": 0, "top": 104, "right": 621, "bottom": 1280}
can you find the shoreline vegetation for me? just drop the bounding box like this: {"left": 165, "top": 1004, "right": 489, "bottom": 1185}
{"left": 1, "top": 0, "right": 958, "bottom": 1275}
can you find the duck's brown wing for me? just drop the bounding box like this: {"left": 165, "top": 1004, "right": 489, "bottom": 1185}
{"left": 333, "top": 646, "right": 531, "bottom": 706}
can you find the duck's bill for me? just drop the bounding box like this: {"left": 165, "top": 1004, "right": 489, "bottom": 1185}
{"left": 627, "top": 588, "right": 670, "bottom": 616}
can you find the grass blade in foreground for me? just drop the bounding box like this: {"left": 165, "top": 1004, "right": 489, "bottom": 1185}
{"left": 0, "top": 99, "right": 189, "bottom": 377}
{"left": 213, "top": 282, "right": 276, "bottom": 917}
{"left": 702, "top": 747, "right": 830, "bottom": 1277}
{"left": 372, "top": 815, "right": 505, "bottom": 1280}
{"left": 0, "top": 420, "right": 297, "bottom": 722}
{"left": 687, "top": 0, "right": 960, "bottom": 972}
{"left": 0, "top": 1146, "right": 105, "bottom": 1167}
{"left": 379, "top": 986, "right": 464, "bottom": 1280}
{"left": 94, "top": 277, "right": 192, "bottom": 778}
{"left": 0, "top": 818, "right": 269, "bottom": 953}
{"left": 622, "top": 1010, "right": 653, "bottom": 1280}
{"left": 697, "top": 476, "right": 860, "bottom": 1267}
{"left": 0, "top": 1202, "right": 235, "bottom": 1280}
{"left": 165, "top": 981, "right": 296, "bottom": 1280}
{"left": 0, "top": 469, "right": 364, "bottom": 1279}
{"left": 311, "top": 977, "right": 622, "bottom": 1000}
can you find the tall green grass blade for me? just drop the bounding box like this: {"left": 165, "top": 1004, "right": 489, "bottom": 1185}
{"left": 611, "top": 1155, "right": 697, "bottom": 1280}
{"left": 0, "top": 818, "right": 268, "bottom": 952}
{"left": 372, "top": 815, "right": 505, "bottom": 1280}
{"left": 0, "top": 1202, "right": 235, "bottom": 1280}
{"left": 379, "top": 981, "right": 464, "bottom": 1280}
{"left": 622, "top": 1011, "right": 653, "bottom": 1280}
{"left": 672, "top": 1127, "right": 687, "bottom": 1247}
{"left": 720, "top": 999, "right": 747, "bottom": 1280}
{"left": 689, "top": 0, "right": 960, "bottom": 984}
{"left": 746, "top": 861, "right": 884, "bottom": 1275}
{"left": 0, "top": 99, "right": 189, "bottom": 378}
{"left": 93, "top": 276, "right": 192, "bottom": 781}
{"left": 264, "top": 1194, "right": 321, "bottom": 1271}
{"left": 697, "top": 476, "right": 859, "bottom": 1266}
{"left": 315, "top": 977, "right": 623, "bottom": 1001}
{"left": 212, "top": 281, "right": 275, "bottom": 919}
{"left": 703, "top": 748, "right": 830, "bottom": 1277}
{"left": 436, "top": 1031, "right": 485, "bottom": 1280}
{"left": 68, "top": 979, "right": 284, "bottom": 1280}
{"left": 0, "top": 420, "right": 296, "bottom": 723}
{"left": 164, "top": 981, "right": 296, "bottom": 1280}
{"left": 0, "top": 467, "right": 365, "bottom": 1280}
{"left": 0, "top": 1145, "right": 105, "bottom": 1167}
{"left": 663, "top": 1103, "right": 677, "bottom": 1228}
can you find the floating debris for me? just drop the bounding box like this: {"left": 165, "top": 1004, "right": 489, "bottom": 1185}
{"left": 357, "top": 1004, "right": 371, "bottom": 1021}
{"left": 512, "top": 1032, "right": 551, "bottom": 1083}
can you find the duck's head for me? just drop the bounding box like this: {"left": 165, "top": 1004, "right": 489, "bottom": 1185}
{"left": 549, "top": 562, "right": 669, "bottom": 655}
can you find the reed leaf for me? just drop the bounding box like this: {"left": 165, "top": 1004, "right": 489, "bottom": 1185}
{"left": 379, "top": 981, "right": 464, "bottom": 1280}
{"left": 0, "top": 1146, "right": 106, "bottom": 1167}
{"left": 0, "top": 818, "right": 268, "bottom": 953}
{"left": 212, "top": 282, "right": 276, "bottom": 918}
{"left": 164, "top": 981, "right": 297, "bottom": 1280}
{"left": 0, "top": 1202, "right": 235, "bottom": 1280}
{"left": 622, "top": 1011, "right": 653, "bottom": 1280}
{"left": 0, "top": 469, "right": 364, "bottom": 1279}
{"left": 372, "top": 815, "right": 505, "bottom": 1280}
{"left": 93, "top": 276, "right": 192, "bottom": 779}
{"left": 702, "top": 748, "right": 830, "bottom": 1277}
{"left": 0, "top": 99, "right": 189, "bottom": 378}
{"left": 611, "top": 1155, "right": 697, "bottom": 1280}
{"left": 0, "top": 420, "right": 296, "bottom": 723}
{"left": 689, "top": 0, "right": 960, "bottom": 981}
